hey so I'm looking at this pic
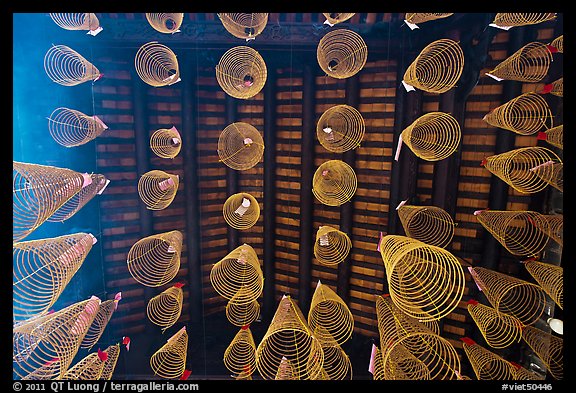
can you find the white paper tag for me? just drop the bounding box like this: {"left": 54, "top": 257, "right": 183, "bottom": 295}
{"left": 92, "top": 115, "right": 108, "bottom": 130}
{"left": 168, "top": 77, "right": 181, "bottom": 86}
{"left": 87, "top": 26, "right": 103, "bottom": 36}
{"left": 171, "top": 137, "right": 181, "bottom": 145}
{"left": 97, "top": 179, "right": 110, "bottom": 195}
{"left": 489, "top": 23, "right": 513, "bottom": 30}
{"left": 82, "top": 173, "right": 93, "bottom": 188}
{"left": 167, "top": 245, "right": 176, "bottom": 253}
{"left": 401, "top": 80, "right": 416, "bottom": 92}
{"left": 158, "top": 177, "right": 175, "bottom": 191}
{"left": 395, "top": 199, "right": 408, "bottom": 210}
{"left": 171, "top": 29, "right": 181, "bottom": 34}
{"left": 245, "top": 36, "right": 255, "bottom": 42}
{"left": 234, "top": 198, "right": 251, "bottom": 216}
{"left": 394, "top": 135, "right": 403, "bottom": 161}
{"left": 485, "top": 72, "right": 504, "bottom": 81}
{"left": 323, "top": 19, "right": 335, "bottom": 27}
{"left": 467, "top": 267, "right": 483, "bottom": 291}
{"left": 88, "top": 233, "right": 97, "bottom": 245}
{"left": 404, "top": 20, "right": 419, "bottom": 30}
{"left": 529, "top": 160, "right": 555, "bottom": 172}
{"left": 319, "top": 234, "right": 330, "bottom": 246}
{"left": 243, "top": 138, "right": 253, "bottom": 145}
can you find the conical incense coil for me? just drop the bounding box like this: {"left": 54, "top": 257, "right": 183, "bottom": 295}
{"left": 44, "top": 45, "right": 101, "bottom": 86}
{"left": 316, "top": 104, "right": 365, "bottom": 153}
{"left": 145, "top": 13, "right": 184, "bottom": 34}
{"left": 481, "top": 146, "right": 562, "bottom": 193}
{"left": 217, "top": 13, "right": 268, "bottom": 40}
{"left": 313, "top": 327, "right": 352, "bottom": 380}
{"left": 483, "top": 92, "right": 553, "bottom": 135}
{"left": 255, "top": 295, "right": 324, "bottom": 380}
{"left": 492, "top": 13, "right": 557, "bottom": 28}
{"left": 137, "top": 170, "right": 179, "bottom": 210}
{"left": 322, "top": 13, "right": 355, "bottom": 26}
{"left": 382, "top": 344, "right": 433, "bottom": 380}
{"left": 312, "top": 160, "right": 357, "bottom": 206}
{"left": 461, "top": 338, "right": 515, "bottom": 380}
{"left": 49, "top": 13, "right": 102, "bottom": 35}
{"left": 399, "top": 112, "right": 461, "bottom": 161}
{"left": 404, "top": 13, "right": 454, "bottom": 25}
{"left": 127, "top": 230, "right": 183, "bottom": 287}
{"left": 218, "top": 122, "right": 264, "bottom": 170}
{"left": 210, "top": 244, "right": 263, "bottom": 304}
{"left": 523, "top": 260, "right": 563, "bottom": 310}
{"left": 13, "top": 233, "right": 96, "bottom": 323}
{"left": 48, "top": 173, "right": 109, "bottom": 223}
{"left": 511, "top": 362, "right": 545, "bottom": 380}
{"left": 150, "top": 326, "right": 188, "bottom": 379}
{"left": 47, "top": 107, "right": 107, "bottom": 148}
{"left": 317, "top": 29, "right": 368, "bottom": 79}
{"left": 532, "top": 162, "right": 563, "bottom": 193}
{"left": 81, "top": 295, "right": 121, "bottom": 349}
{"left": 150, "top": 126, "right": 182, "bottom": 159}
{"left": 521, "top": 325, "right": 563, "bottom": 380}
{"left": 215, "top": 46, "right": 267, "bottom": 99}
{"left": 100, "top": 344, "right": 120, "bottom": 380}
{"left": 550, "top": 35, "right": 563, "bottom": 53}
{"left": 225, "top": 290, "right": 260, "bottom": 327}
{"left": 223, "top": 326, "right": 257, "bottom": 378}
{"left": 13, "top": 296, "right": 101, "bottom": 380}
{"left": 486, "top": 42, "right": 554, "bottom": 82}
{"left": 466, "top": 300, "right": 522, "bottom": 349}
{"left": 134, "top": 42, "right": 180, "bottom": 87}
{"left": 308, "top": 281, "right": 354, "bottom": 346}
{"left": 275, "top": 356, "right": 298, "bottom": 380}
{"left": 403, "top": 39, "right": 464, "bottom": 94}
{"left": 313, "top": 226, "right": 352, "bottom": 266}
{"left": 539, "top": 124, "right": 563, "bottom": 150}
{"left": 13, "top": 161, "right": 93, "bottom": 243}
{"left": 378, "top": 235, "right": 465, "bottom": 322}
{"left": 61, "top": 350, "right": 106, "bottom": 380}
{"left": 468, "top": 266, "right": 547, "bottom": 326}
{"left": 540, "top": 214, "right": 563, "bottom": 247}
{"left": 223, "top": 192, "right": 260, "bottom": 230}
{"left": 147, "top": 284, "right": 184, "bottom": 331}
{"left": 397, "top": 204, "right": 455, "bottom": 248}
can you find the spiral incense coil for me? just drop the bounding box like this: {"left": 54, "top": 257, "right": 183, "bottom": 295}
{"left": 521, "top": 325, "right": 563, "bottom": 380}
{"left": 225, "top": 290, "right": 261, "bottom": 327}
{"left": 13, "top": 297, "right": 101, "bottom": 380}
{"left": 218, "top": 122, "right": 264, "bottom": 170}
{"left": 379, "top": 235, "right": 465, "bottom": 322}
{"left": 145, "top": 13, "right": 184, "bottom": 34}
{"left": 547, "top": 77, "right": 563, "bottom": 97}
{"left": 487, "top": 42, "right": 553, "bottom": 82}
{"left": 47, "top": 107, "right": 107, "bottom": 148}
{"left": 397, "top": 204, "right": 455, "bottom": 248}
{"left": 550, "top": 35, "right": 563, "bottom": 53}
{"left": 511, "top": 363, "right": 545, "bottom": 380}
{"left": 81, "top": 296, "right": 121, "bottom": 349}
{"left": 404, "top": 13, "right": 454, "bottom": 25}
{"left": 541, "top": 125, "right": 563, "bottom": 150}
{"left": 492, "top": 13, "right": 557, "bottom": 28}
{"left": 316, "top": 104, "right": 365, "bottom": 153}
{"left": 49, "top": 13, "right": 101, "bottom": 34}
{"left": 217, "top": 13, "right": 268, "bottom": 40}
{"left": 222, "top": 192, "right": 260, "bottom": 230}
{"left": 313, "top": 327, "right": 352, "bottom": 380}
{"left": 403, "top": 39, "right": 464, "bottom": 94}
{"left": 48, "top": 174, "right": 109, "bottom": 223}
{"left": 44, "top": 45, "right": 101, "bottom": 86}
{"left": 127, "top": 230, "right": 183, "bottom": 287}
{"left": 13, "top": 233, "right": 95, "bottom": 323}
{"left": 466, "top": 300, "right": 522, "bottom": 349}
{"left": 313, "top": 226, "right": 352, "bottom": 266}
{"left": 134, "top": 42, "right": 180, "bottom": 87}
{"left": 461, "top": 338, "right": 516, "bottom": 380}
{"left": 215, "top": 46, "right": 267, "bottom": 99}
{"left": 137, "top": 170, "right": 179, "bottom": 210}
{"left": 317, "top": 29, "right": 368, "bottom": 79}
{"left": 532, "top": 162, "right": 563, "bottom": 193}
{"left": 400, "top": 112, "right": 461, "bottom": 161}
{"left": 312, "top": 160, "right": 357, "bottom": 206}
{"left": 150, "top": 127, "right": 182, "bottom": 159}
{"left": 482, "top": 146, "right": 562, "bottom": 193}
{"left": 523, "top": 260, "right": 563, "bottom": 310}
{"left": 147, "top": 284, "right": 184, "bottom": 331}
{"left": 255, "top": 295, "right": 324, "bottom": 380}
{"left": 61, "top": 350, "right": 106, "bottom": 380}
{"left": 223, "top": 326, "right": 257, "bottom": 378}
{"left": 210, "top": 244, "right": 263, "bottom": 304}
{"left": 322, "top": 13, "right": 356, "bottom": 25}
{"left": 540, "top": 214, "right": 563, "bottom": 247}
{"left": 483, "top": 92, "right": 553, "bottom": 135}
{"left": 468, "top": 266, "right": 547, "bottom": 326}
{"left": 100, "top": 344, "right": 120, "bottom": 380}
{"left": 150, "top": 326, "right": 188, "bottom": 379}
{"left": 308, "top": 281, "right": 354, "bottom": 346}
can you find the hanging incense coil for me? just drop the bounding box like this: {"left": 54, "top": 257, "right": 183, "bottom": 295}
{"left": 468, "top": 266, "right": 547, "bottom": 326}
{"left": 308, "top": 281, "right": 354, "bottom": 346}
{"left": 100, "top": 344, "right": 120, "bottom": 380}
{"left": 150, "top": 126, "right": 182, "bottom": 159}
{"left": 137, "top": 170, "right": 179, "bottom": 210}
{"left": 521, "top": 325, "right": 563, "bottom": 380}
{"left": 487, "top": 42, "right": 553, "bottom": 82}
{"left": 317, "top": 29, "right": 368, "bottom": 79}
{"left": 322, "top": 13, "right": 355, "bottom": 25}
{"left": 540, "top": 214, "right": 563, "bottom": 247}
{"left": 492, "top": 13, "right": 557, "bottom": 28}
{"left": 314, "top": 327, "right": 352, "bottom": 380}
{"left": 550, "top": 35, "right": 563, "bottom": 53}
{"left": 218, "top": 122, "right": 264, "bottom": 170}
{"left": 47, "top": 107, "right": 107, "bottom": 147}
{"left": 523, "top": 260, "right": 563, "bottom": 310}
{"left": 379, "top": 235, "right": 465, "bottom": 322}
{"left": 61, "top": 350, "right": 106, "bottom": 380}
{"left": 313, "top": 226, "right": 352, "bottom": 266}
{"left": 147, "top": 284, "right": 184, "bottom": 331}
{"left": 317, "top": 104, "right": 365, "bottom": 153}
{"left": 403, "top": 39, "right": 464, "bottom": 94}
{"left": 127, "top": 230, "right": 183, "bottom": 287}
{"left": 215, "top": 46, "right": 267, "bottom": 99}
{"left": 466, "top": 300, "right": 522, "bottom": 349}
{"left": 48, "top": 173, "right": 109, "bottom": 223}
{"left": 225, "top": 288, "right": 261, "bottom": 327}
{"left": 134, "top": 42, "right": 180, "bottom": 87}
{"left": 255, "top": 295, "right": 324, "bottom": 380}
{"left": 49, "top": 13, "right": 102, "bottom": 34}
{"left": 400, "top": 112, "right": 461, "bottom": 161}
{"left": 223, "top": 326, "right": 257, "bottom": 378}
{"left": 404, "top": 13, "right": 454, "bottom": 25}
{"left": 397, "top": 204, "right": 455, "bottom": 248}
{"left": 150, "top": 326, "right": 188, "bottom": 379}
{"left": 44, "top": 45, "right": 101, "bottom": 86}
{"left": 312, "top": 160, "right": 357, "bottom": 206}
{"left": 81, "top": 296, "right": 121, "bottom": 350}
{"left": 483, "top": 92, "right": 553, "bottom": 135}
{"left": 540, "top": 125, "right": 563, "bottom": 150}
{"left": 376, "top": 295, "right": 440, "bottom": 342}
{"left": 145, "top": 13, "right": 184, "bottom": 34}
{"left": 461, "top": 338, "right": 516, "bottom": 380}
{"left": 222, "top": 192, "right": 260, "bottom": 230}
{"left": 532, "top": 162, "right": 563, "bottom": 192}
{"left": 217, "top": 13, "right": 268, "bottom": 40}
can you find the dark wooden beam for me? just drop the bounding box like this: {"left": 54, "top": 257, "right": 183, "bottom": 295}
{"left": 225, "top": 95, "right": 239, "bottom": 252}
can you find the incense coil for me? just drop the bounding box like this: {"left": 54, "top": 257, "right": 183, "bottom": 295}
{"left": 378, "top": 235, "right": 465, "bottom": 322}
{"left": 550, "top": 35, "right": 563, "bottom": 53}
{"left": 134, "top": 42, "right": 180, "bottom": 87}
{"left": 404, "top": 13, "right": 454, "bottom": 25}
{"left": 100, "top": 344, "right": 120, "bottom": 380}
{"left": 145, "top": 13, "right": 184, "bottom": 34}
{"left": 483, "top": 92, "right": 553, "bottom": 135}
{"left": 215, "top": 46, "right": 267, "bottom": 99}
{"left": 316, "top": 104, "right": 365, "bottom": 153}
{"left": 523, "top": 260, "right": 563, "bottom": 310}
{"left": 48, "top": 173, "right": 108, "bottom": 223}
{"left": 312, "top": 160, "right": 357, "bottom": 206}
{"left": 400, "top": 112, "right": 461, "bottom": 161}
{"left": 13, "top": 233, "right": 95, "bottom": 323}
{"left": 469, "top": 266, "right": 547, "bottom": 326}
{"left": 403, "top": 39, "right": 464, "bottom": 94}
{"left": 150, "top": 127, "right": 182, "bottom": 159}
{"left": 397, "top": 204, "right": 455, "bottom": 248}
{"left": 47, "top": 107, "right": 107, "bottom": 147}
{"left": 313, "top": 226, "right": 352, "bottom": 266}
{"left": 147, "top": 285, "right": 184, "bottom": 331}
{"left": 210, "top": 244, "right": 263, "bottom": 304}
{"left": 492, "top": 13, "right": 557, "bottom": 28}
{"left": 532, "top": 162, "right": 563, "bottom": 193}
{"left": 461, "top": 339, "right": 515, "bottom": 380}
{"left": 137, "top": 170, "right": 179, "bottom": 210}
{"left": 315, "top": 330, "right": 352, "bottom": 380}
{"left": 225, "top": 289, "right": 261, "bottom": 327}
{"left": 317, "top": 28, "right": 368, "bottom": 79}
{"left": 521, "top": 326, "right": 563, "bottom": 380}
{"left": 540, "top": 214, "right": 563, "bottom": 247}
{"left": 322, "top": 13, "right": 355, "bottom": 25}
{"left": 222, "top": 192, "right": 260, "bottom": 230}
{"left": 487, "top": 42, "right": 553, "bottom": 82}
{"left": 81, "top": 297, "right": 120, "bottom": 350}
{"left": 150, "top": 326, "right": 188, "bottom": 379}
{"left": 548, "top": 77, "right": 563, "bottom": 97}
{"left": 482, "top": 146, "right": 562, "bottom": 193}
{"left": 49, "top": 13, "right": 101, "bottom": 33}
{"left": 61, "top": 351, "right": 106, "bottom": 380}
{"left": 542, "top": 125, "right": 563, "bottom": 150}
{"left": 255, "top": 295, "right": 324, "bottom": 380}
{"left": 218, "top": 122, "right": 264, "bottom": 170}
{"left": 44, "top": 45, "right": 101, "bottom": 86}
{"left": 308, "top": 281, "right": 354, "bottom": 346}
{"left": 275, "top": 357, "right": 298, "bottom": 380}
{"left": 127, "top": 230, "right": 183, "bottom": 287}
{"left": 217, "top": 13, "right": 268, "bottom": 40}
{"left": 466, "top": 301, "right": 522, "bottom": 349}
{"left": 512, "top": 364, "right": 545, "bottom": 380}
{"left": 223, "top": 327, "right": 257, "bottom": 378}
